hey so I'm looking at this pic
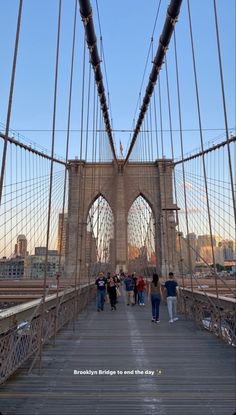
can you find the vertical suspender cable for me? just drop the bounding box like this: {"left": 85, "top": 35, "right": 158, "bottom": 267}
{"left": 0, "top": 0, "right": 23, "bottom": 206}
{"left": 55, "top": 0, "right": 78, "bottom": 341}
{"left": 73, "top": 36, "right": 86, "bottom": 330}
{"left": 164, "top": 59, "right": 177, "bottom": 274}
{"left": 213, "top": 0, "right": 236, "bottom": 224}
{"left": 81, "top": 63, "right": 92, "bottom": 310}
{"left": 173, "top": 30, "right": 194, "bottom": 293}
{"left": 39, "top": 0, "right": 62, "bottom": 371}
{"left": 79, "top": 0, "right": 117, "bottom": 163}
{"left": 124, "top": 0, "right": 182, "bottom": 165}
{"left": 187, "top": 0, "right": 219, "bottom": 300}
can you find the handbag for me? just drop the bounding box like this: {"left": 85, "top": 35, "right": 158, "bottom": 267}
{"left": 116, "top": 286, "right": 121, "bottom": 297}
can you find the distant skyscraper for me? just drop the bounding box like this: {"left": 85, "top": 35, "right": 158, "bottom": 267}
{"left": 15, "top": 234, "right": 27, "bottom": 258}
{"left": 25, "top": 247, "right": 61, "bottom": 279}
{"left": 0, "top": 257, "right": 24, "bottom": 279}
{"left": 57, "top": 213, "right": 68, "bottom": 256}
{"left": 198, "top": 235, "right": 217, "bottom": 249}
{"left": 219, "top": 240, "right": 236, "bottom": 261}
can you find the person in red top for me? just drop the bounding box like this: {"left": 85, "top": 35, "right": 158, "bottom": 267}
{"left": 137, "top": 276, "right": 146, "bottom": 305}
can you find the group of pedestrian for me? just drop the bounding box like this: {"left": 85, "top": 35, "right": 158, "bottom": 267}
{"left": 124, "top": 274, "right": 147, "bottom": 306}
{"left": 149, "top": 272, "right": 179, "bottom": 323}
{"left": 95, "top": 272, "right": 121, "bottom": 311}
{"left": 95, "top": 270, "right": 179, "bottom": 323}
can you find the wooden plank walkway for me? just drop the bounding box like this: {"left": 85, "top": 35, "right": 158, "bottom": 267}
{"left": 0, "top": 290, "right": 235, "bottom": 415}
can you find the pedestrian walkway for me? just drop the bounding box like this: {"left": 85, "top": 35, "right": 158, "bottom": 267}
{"left": 0, "top": 292, "right": 235, "bottom": 415}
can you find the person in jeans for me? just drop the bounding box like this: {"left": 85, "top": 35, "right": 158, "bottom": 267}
{"left": 107, "top": 276, "right": 117, "bottom": 310}
{"left": 124, "top": 275, "right": 135, "bottom": 305}
{"left": 137, "top": 276, "right": 146, "bottom": 305}
{"left": 95, "top": 271, "right": 107, "bottom": 311}
{"left": 132, "top": 273, "right": 138, "bottom": 305}
{"left": 149, "top": 273, "right": 162, "bottom": 323}
{"left": 164, "top": 272, "right": 179, "bottom": 323}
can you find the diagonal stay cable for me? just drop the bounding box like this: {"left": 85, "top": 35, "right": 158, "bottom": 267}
{"left": 124, "top": 0, "right": 183, "bottom": 165}
{"left": 78, "top": 0, "right": 117, "bottom": 163}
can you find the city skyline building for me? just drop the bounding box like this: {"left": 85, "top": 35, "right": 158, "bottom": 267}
{"left": 14, "top": 234, "right": 27, "bottom": 258}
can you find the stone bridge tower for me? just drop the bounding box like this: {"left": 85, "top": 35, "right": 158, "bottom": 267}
{"left": 65, "top": 159, "right": 178, "bottom": 281}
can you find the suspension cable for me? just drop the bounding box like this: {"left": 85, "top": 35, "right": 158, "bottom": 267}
{"left": 78, "top": 0, "right": 117, "bottom": 163}
{"left": 39, "top": 0, "right": 62, "bottom": 371}
{"left": 0, "top": 0, "right": 23, "bottom": 206}
{"left": 124, "top": 0, "right": 183, "bottom": 165}
{"left": 213, "top": 0, "right": 236, "bottom": 224}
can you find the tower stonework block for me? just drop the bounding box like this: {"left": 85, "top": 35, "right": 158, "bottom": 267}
{"left": 65, "top": 159, "right": 178, "bottom": 282}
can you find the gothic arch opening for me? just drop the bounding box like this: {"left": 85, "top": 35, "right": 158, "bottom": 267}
{"left": 127, "top": 195, "right": 156, "bottom": 275}
{"left": 87, "top": 194, "right": 114, "bottom": 276}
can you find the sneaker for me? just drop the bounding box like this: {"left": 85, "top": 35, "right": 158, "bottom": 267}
{"left": 155, "top": 320, "right": 160, "bottom": 323}
{"left": 142, "top": 303, "right": 145, "bottom": 306}
{"left": 151, "top": 318, "right": 155, "bottom": 322}
{"left": 173, "top": 317, "right": 179, "bottom": 322}
{"left": 169, "top": 319, "right": 174, "bottom": 323}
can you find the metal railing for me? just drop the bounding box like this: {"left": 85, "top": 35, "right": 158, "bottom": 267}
{"left": 0, "top": 283, "right": 95, "bottom": 384}
{"left": 178, "top": 288, "right": 236, "bottom": 346}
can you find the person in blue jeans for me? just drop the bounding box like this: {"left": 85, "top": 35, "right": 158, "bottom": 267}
{"left": 95, "top": 272, "right": 107, "bottom": 311}
{"left": 137, "top": 276, "right": 147, "bottom": 305}
{"left": 148, "top": 273, "right": 163, "bottom": 323}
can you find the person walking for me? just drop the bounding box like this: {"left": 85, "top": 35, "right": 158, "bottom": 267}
{"left": 107, "top": 276, "right": 117, "bottom": 310}
{"left": 132, "top": 273, "right": 138, "bottom": 305}
{"left": 137, "top": 276, "right": 146, "bottom": 305}
{"left": 95, "top": 271, "right": 107, "bottom": 312}
{"left": 124, "top": 275, "right": 135, "bottom": 306}
{"left": 148, "top": 273, "right": 162, "bottom": 323}
{"left": 164, "top": 272, "right": 179, "bottom": 323}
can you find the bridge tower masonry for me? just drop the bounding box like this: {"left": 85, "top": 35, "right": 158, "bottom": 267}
{"left": 65, "top": 159, "right": 179, "bottom": 282}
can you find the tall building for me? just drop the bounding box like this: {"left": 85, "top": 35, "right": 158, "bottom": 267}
{"left": 0, "top": 257, "right": 24, "bottom": 279}
{"left": 14, "top": 234, "right": 27, "bottom": 258}
{"left": 24, "top": 247, "right": 62, "bottom": 279}
{"left": 198, "top": 234, "right": 217, "bottom": 250}
{"left": 219, "top": 240, "right": 236, "bottom": 261}
{"left": 57, "top": 213, "right": 68, "bottom": 256}
{"left": 214, "top": 246, "right": 224, "bottom": 266}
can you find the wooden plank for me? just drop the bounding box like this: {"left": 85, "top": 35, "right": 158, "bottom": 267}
{"left": 0, "top": 291, "right": 235, "bottom": 415}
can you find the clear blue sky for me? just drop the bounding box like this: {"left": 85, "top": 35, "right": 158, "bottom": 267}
{"left": 0, "top": 0, "right": 235, "bottom": 160}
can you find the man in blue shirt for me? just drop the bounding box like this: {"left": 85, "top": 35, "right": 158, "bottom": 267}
{"left": 124, "top": 275, "right": 135, "bottom": 306}
{"left": 95, "top": 271, "right": 107, "bottom": 312}
{"left": 164, "top": 272, "right": 179, "bottom": 323}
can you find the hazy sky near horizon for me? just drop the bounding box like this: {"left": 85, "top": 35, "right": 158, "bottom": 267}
{"left": 0, "top": 0, "right": 235, "bottom": 161}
